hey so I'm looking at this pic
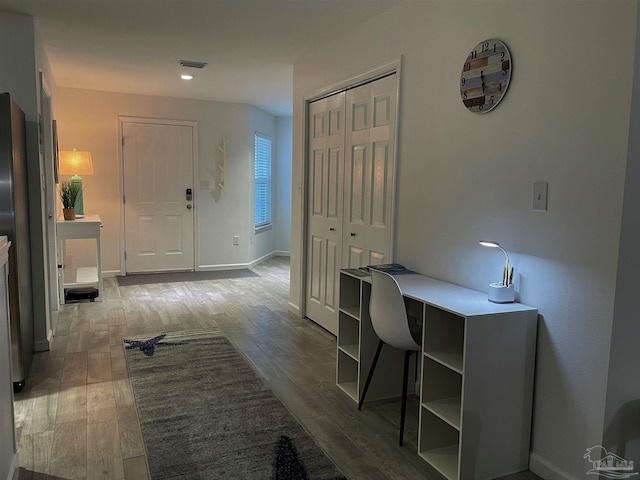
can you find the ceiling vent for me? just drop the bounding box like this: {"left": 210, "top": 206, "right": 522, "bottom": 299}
{"left": 180, "top": 60, "right": 207, "bottom": 69}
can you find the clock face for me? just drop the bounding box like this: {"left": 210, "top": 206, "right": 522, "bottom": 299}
{"left": 460, "top": 39, "right": 512, "bottom": 113}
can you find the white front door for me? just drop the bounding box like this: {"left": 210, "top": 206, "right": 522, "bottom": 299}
{"left": 305, "top": 92, "right": 345, "bottom": 334}
{"left": 122, "top": 121, "right": 195, "bottom": 273}
{"left": 342, "top": 74, "right": 397, "bottom": 268}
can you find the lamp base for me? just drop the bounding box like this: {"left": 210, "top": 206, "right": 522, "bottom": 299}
{"left": 488, "top": 282, "right": 515, "bottom": 303}
{"left": 70, "top": 175, "right": 85, "bottom": 216}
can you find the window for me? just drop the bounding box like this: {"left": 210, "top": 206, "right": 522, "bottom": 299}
{"left": 254, "top": 133, "right": 272, "bottom": 229}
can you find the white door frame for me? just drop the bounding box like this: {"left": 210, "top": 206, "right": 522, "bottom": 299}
{"left": 300, "top": 56, "right": 402, "bottom": 321}
{"left": 39, "top": 72, "right": 56, "bottom": 339}
{"left": 117, "top": 116, "right": 199, "bottom": 275}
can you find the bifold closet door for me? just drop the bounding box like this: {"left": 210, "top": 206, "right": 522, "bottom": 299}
{"left": 305, "top": 92, "right": 346, "bottom": 334}
{"left": 342, "top": 74, "right": 398, "bottom": 268}
{"left": 305, "top": 72, "right": 398, "bottom": 335}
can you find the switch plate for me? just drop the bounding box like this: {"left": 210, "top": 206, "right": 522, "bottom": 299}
{"left": 233, "top": 235, "right": 239, "bottom": 246}
{"left": 533, "top": 181, "right": 548, "bottom": 211}
{"left": 200, "top": 180, "right": 210, "bottom": 190}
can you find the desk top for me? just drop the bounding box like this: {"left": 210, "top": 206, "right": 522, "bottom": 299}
{"left": 341, "top": 269, "right": 536, "bottom": 317}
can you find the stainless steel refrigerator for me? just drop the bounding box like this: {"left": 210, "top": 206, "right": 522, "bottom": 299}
{"left": 0, "top": 93, "right": 33, "bottom": 390}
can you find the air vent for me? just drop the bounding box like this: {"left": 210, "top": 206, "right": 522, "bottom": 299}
{"left": 180, "top": 60, "right": 207, "bottom": 69}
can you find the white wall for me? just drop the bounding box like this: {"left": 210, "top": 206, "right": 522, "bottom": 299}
{"left": 57, "top": 88, "right": 288, "bottom": 273}
{"left": 291, "top": 1, "right": 636, "bottom": 478}
{"left": 604, "top": 2, "right": 640, "bottom": 464}
{"left": 275, "top": 116, "right": 292, "bottom": 254}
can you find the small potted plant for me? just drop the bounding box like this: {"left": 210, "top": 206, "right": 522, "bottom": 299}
{"left": 59, "top": 181, "right": 82, "bottom": 220}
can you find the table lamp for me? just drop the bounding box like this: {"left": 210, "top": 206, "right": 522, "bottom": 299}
{"left": 58, "top": 148, "right": 93, "bottom": 216}
{"left": 479, "top": 240, "right": 515, "bottom": 303}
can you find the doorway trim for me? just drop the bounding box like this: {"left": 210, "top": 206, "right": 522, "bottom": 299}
{"left": 298, "top": 56, "right": 402, "bottom": 321}
{"left": 117, "top": 116, "right": 199, "bottom": 275}
{"left": 39, "top": 71, "right": 55, "bottom": 348}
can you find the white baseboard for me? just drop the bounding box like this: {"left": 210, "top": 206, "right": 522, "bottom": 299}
{"left": 288, "top": 301, "right": 300, "bottom": 316}
{"left": 102, "top": 270, "right": 120, "bottom": 278}
{"left": 530, "top": 452, "right": 581, "bottom": 480}
{"left": 273, "top": 250, "right": 290, "bottom": 257}
{"left": 198, "top": 263, "right": 251, "bottom": 271}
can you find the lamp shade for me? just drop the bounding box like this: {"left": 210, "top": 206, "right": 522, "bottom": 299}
{"left": 59, "top": 149, "right": 94, "bottom": 175}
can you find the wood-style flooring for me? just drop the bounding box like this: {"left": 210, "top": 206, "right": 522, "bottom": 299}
{"left": 14, "top": 257, "right": 541, "bottom": 480}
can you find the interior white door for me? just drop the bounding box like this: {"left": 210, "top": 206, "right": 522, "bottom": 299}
{"left": 122, "top": 121, "right": 195, "bottom": 273}
{"left": 305, "top": 92, "right": 345, "bottom": 334}
{"left": 342, "top": 74, "right": 398, "bottom": 268}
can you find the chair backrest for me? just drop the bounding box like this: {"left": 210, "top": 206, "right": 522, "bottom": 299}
{"left": 369, "top": 269, "right": 421, "bottom": 351}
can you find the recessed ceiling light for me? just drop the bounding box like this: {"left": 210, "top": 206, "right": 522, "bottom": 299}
{"left": 181, "top": 74, "right": 193, "bottom": 80}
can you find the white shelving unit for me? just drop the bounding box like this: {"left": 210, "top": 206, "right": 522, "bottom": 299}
{"left": 56, "top": 214, "right": 102, "bottom": 304}
{"left": 337, "top": 269, "right": 538, "bottom": 480}
{"left": 337, "top": 270, "right": 409, "bottom": 403}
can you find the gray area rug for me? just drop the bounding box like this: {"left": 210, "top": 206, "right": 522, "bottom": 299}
{"left": 124, "top": 330, "right": 347, "bottom": 480}
{"left": 116, "top": 269, "right": 259, "bottom": 286}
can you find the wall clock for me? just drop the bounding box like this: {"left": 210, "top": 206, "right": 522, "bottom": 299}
{"left": 460, "top": 39, "right": 512, "bottom": 113}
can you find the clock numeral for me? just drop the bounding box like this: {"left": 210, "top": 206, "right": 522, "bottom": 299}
{"left": 481, "top": 42, "right": 489, "bottom": 52}
{"left": 479, "top": 104, "right": 484, "bottom": 111}
{"left": 499, "top": 83, "right": 503, "bottom": 92}
{"left": 502, "top": 69, "right": 508, "bottom": 76}
{"left": 490, "top": 96, "right": 495, "bottom": 105}
{"left": 461, "top": 78, "right": 466, "bottom": 86}
{"left": 470, "top": 50, "right": 477, "bottom": 60}
{"left": 463, "top": 91, "right": 468, "bottom": 99}
{"left": 501, "top": 52, "right": 506, "bottom": 61}
{"left": 493, "top": 43, "right": 497, "bottom": 53}
{"left": 464, "top": 62, "right": 471, "bottom": 72}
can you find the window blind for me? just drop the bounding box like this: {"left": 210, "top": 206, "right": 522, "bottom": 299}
{"left": 254, "top": 133, "right": 272, "bottom": 228}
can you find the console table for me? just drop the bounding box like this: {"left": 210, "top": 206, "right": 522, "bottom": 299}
{"left": 57, "top": 215, "right": 103, "bottom": 304}
{"left": 338, "top": 269, "right": 538, "bottom": 480}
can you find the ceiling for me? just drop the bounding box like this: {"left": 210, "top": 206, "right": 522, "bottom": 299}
{"left": 0, "top": 0, "right": 399, "bottom": 116}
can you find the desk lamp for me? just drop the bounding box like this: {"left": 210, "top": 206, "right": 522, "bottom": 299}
{"left": 58, "top": 149, "right": 93, "bottom": 217}
{"left": 479, "top": 240, "right": 514, "bottom": 303}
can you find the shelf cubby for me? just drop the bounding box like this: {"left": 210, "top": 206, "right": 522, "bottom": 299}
{"left": 418, "top": 409, "right": 460, "bottom": 480}
{"left": 421, "top": 356, "right": 462, "bottom": 430}
{"left": 336, "top": 349, "right": 359, "bottom": 401}
{"left": 339, "top": 273, "right": 362, "bottom": 317}
{"left": 337, "top": 312, "right": 359, "bottom": 361}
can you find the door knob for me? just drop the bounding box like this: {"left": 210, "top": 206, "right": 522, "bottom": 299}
{"left": 186, "top": 204, "right": 192, "bottom": 210}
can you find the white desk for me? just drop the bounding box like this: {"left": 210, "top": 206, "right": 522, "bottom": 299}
{"left": 338, "top": 269, "right": 538, "bottom": 480}
{"left": 57, "top": 215, "right": 102, "bottom": 304}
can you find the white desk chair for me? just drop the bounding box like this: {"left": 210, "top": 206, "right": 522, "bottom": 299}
{"left": 358, "top": 268, "right": 421, "bottom": 446}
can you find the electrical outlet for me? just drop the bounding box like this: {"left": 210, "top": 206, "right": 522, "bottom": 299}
{"left": 533, "top": 181, "right": 548, "bottom": 211}
{"left": 233, "top": 235, "right": 239, "bottom": 246}
{"left": 200, "top": 180, "right": 210, "bottom": 190}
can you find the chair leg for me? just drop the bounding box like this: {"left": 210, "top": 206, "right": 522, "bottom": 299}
{"left": 358, "top": 339, "right": 384, "bottom": 411}
{"left": 399, "top": 350, "right": 412, "bottom": 446}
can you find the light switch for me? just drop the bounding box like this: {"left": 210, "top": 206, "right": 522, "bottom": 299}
{"left": 533, "top": 181, "right": 548, "bottom": 211}
{"left": 200, "top": 180, "right": 210, "bottom": 190}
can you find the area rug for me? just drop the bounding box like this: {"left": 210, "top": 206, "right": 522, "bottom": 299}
{"left": 116, "top": 269, "right": 259, "bottom": 286}
{"left": 123, "top": 330, "right": 347, "bottom": 480}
